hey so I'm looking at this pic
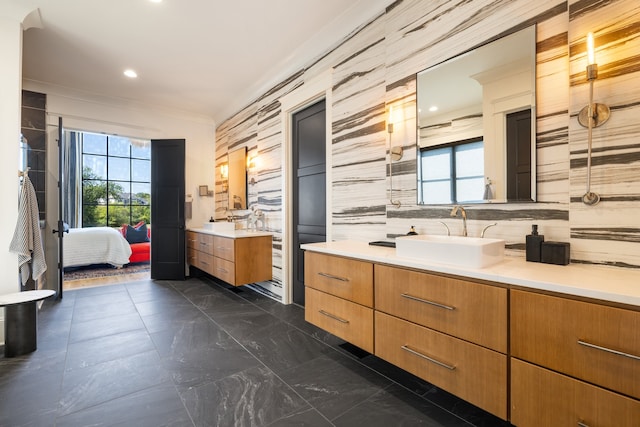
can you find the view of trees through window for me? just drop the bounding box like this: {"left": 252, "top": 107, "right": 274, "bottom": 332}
{"left": 81, "top": 132, "right": 151, "bottom": 227}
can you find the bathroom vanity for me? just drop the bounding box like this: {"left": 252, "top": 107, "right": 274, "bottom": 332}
{"left": 187, "top": 228, "right": 272, "bottom": 286}
{"left": 302, "top": 241, "right": 640, "bottom": 425}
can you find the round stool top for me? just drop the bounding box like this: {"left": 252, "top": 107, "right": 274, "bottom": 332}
{"left": 0, "top": 290, "right": 56, "bottom": 307}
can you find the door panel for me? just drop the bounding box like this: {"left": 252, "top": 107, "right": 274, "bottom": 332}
{"left": 292, "top": 99, "right": 326, "bottom": 305}
{"left": 151, "top": 139, "right": 185, "bottom": 280}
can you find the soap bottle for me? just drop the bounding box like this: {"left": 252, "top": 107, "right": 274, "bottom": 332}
{"left": 526, "top": 224, "right": 544, "bottom": 262}
{"left": 209, "top": 216, "right": 215, "bottom": 222}
{"left": 407, "top": 226, "right": 418, "bottom": 236}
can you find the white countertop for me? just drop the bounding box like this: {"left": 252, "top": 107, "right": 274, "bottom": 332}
{"left": 301, "top": 240, "right": 640, "bottom": 308}
{"left": 0, "top": 289, "right": 56, "bottom": 306}
{"left": 189, "top": 228, "right": 273, "bottom": 239}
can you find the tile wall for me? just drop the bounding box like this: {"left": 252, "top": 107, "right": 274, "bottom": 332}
{"left": 215, "top": 0, "right": 640, "bottom": 301}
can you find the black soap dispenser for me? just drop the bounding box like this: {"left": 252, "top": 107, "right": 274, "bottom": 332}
{"left": 526, "top": 224, "right": 544, "bottom": 262}
{"left": 407, "top": 226, "right": 418, "bottom": 236}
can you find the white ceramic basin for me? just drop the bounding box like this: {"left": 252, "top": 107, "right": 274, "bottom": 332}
{"left": 202, "top": 222, "right": 237, "bottom": 232}
{"left": 395, "top": 234, "right": 505, "bottom": 268}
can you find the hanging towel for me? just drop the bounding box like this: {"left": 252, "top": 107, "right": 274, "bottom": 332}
{"left": 483, "top": 182, "right": 493, "bottom": 200}
{"left": 9, "top": 174, "right": 47, "bottom": 286}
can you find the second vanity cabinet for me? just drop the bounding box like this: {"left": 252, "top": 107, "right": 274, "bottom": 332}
{"left": 510, "top": 290, "right": 640, "bottom": 426}
{"left": 187, "top": 230, "right": 272, "bottom": 286}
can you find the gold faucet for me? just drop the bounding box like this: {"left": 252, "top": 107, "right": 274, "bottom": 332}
{"left": 450, "top": 205, "right": 467, "bottom": 237}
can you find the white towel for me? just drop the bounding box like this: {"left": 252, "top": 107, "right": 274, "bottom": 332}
{"left": 9, "top": 174, "right": 47, "bottom": 286}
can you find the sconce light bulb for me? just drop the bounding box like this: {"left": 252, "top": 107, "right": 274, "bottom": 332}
{"left": 587, "top": 32, "right": 595, "bottom": 65}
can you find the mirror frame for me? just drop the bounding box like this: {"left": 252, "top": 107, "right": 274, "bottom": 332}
{"left": 416, "top": 24, "right": 537, "bottom": 205}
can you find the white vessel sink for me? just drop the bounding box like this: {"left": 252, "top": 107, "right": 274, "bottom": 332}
{"left": 396, "top": 234, "right": 505, "bottom": 268}
{"left": 202, "top": 222, "right": 237, "bottom": 232}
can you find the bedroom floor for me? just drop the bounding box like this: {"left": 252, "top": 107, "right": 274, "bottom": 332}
{"left": 0, "top": 277, "right": 512, "bottom": 427}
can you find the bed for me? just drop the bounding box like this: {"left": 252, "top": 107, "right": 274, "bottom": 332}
{"left": 63, "top": 227, "right": 133, "bottom": 268}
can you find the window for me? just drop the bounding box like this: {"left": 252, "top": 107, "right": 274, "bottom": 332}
{"left": 419, "top": 138, "right": 484, "bottom": 204}
{"left": 79, "top": 132, "right": 151, "bottom": 227}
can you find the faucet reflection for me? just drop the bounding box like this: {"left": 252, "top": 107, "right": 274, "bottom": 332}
{"left": 450, "top": 205, "right": 467, "bottom": 237}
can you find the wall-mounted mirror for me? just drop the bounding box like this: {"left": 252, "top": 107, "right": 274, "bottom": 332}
{"left": 417, "top": 25, "right": 536, "bottom": 204}
{"left": 228, "top": 147, "right": 247, "bottom": 209}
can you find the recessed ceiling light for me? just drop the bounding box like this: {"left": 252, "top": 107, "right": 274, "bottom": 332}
{"left": 124, "top": 69, "right": 138, "bottom": 78}
{"left": 429, "top": 106, "right": 438, "bottom": 112}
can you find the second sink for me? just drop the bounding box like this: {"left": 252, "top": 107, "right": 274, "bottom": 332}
{"left": 396, "top": 234, "right": 505, "bottom": 268}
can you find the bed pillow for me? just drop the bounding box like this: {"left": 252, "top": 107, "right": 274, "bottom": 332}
{"left": 125, "top": 223, "right": 150, "bottom": 244}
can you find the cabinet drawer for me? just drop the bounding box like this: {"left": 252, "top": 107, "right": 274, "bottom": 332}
{"left": 213, "top": 256, "right": 235, "bottom": 285}
{"left": 511, "top": 358, "right": 640, "bottom": 427}
{"left": 198, "top": 252, "right": 215, "bottom": 275}
{"left": 186, "top": 231, "right": 199, "bottom": 250}
{"left": 375, "top": 265, "right": 507, "bottom": 352}
{"left": 375, "top": 311, "right": 507, "bottom": 419}
{"left": 187, "top": 246, "right": 199, "bottom": 266}
{"left": 304, "top": 252, "right": 373, "bottom": 307}
{"left": 511, "top": 290, "right": 640, "bottom": 399}
{"left": 197, "top": 233, "right": 215, "bottom": 255}
{"left": 305, "top": 287, "right": 373, "bottom": 352}
{"left": 213, "top": 236, "right": 235, "bottom": 262}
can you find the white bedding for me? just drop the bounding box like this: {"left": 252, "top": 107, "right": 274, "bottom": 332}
{"left": 64, "top": 227, "right": 132, "bottom": 268}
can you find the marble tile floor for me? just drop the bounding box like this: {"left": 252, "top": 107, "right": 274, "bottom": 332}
{"left": 0, "top": 276, "right": 513, "bottom": 427}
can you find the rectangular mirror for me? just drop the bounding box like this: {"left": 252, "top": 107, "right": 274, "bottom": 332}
{"left": 417, "top": 25, "right": 536, "bottom": 204}
{"left": 228, "top": 147, "right": 247, "bottom": 209}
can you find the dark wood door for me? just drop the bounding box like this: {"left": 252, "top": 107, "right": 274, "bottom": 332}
{"left": 292, "top": 99, "right": 326, "bottom": 306}
{"left": 151, "top": 139, "right": 185, "bottom": 280}
{"left": 506, "top": 109, "right": 532, "bottom": 202}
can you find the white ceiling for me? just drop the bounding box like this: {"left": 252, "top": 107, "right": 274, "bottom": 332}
{"left": 14, "top": 0, "right": 391, "bottom": 123}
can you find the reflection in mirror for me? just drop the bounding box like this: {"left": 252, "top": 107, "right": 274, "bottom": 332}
{"left": 417, "top": 25, "right": 536, "bottom": 204}
{"left": 228, "top": 147, "right": 247, "bottom": 210}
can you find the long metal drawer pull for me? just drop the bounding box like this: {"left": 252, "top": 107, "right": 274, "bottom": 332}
{"left": 577, "top": 340, "right": 640, "bottom": 361}
{"left": 216, "top": 247, "right": 227, "bottom": 251}
{"left": 200, "top": 261, "right": 210, "bottom": 266}
{"left": 317, "top": 272, "right": 349, "bottom": 282}
{"left": 577, "top": 422, "right": 590, "bottom": 427}
{"left": 401, "top": 345, "right": 456, "bottom": 370}
{"left": 318, "top": 310, "right": 349, "bottom": 324}
{"left": 217, "top": 267, "right": 228, "bottom": 273}
{"left": 400, "top": 293, "right": 455, "bottom": 311}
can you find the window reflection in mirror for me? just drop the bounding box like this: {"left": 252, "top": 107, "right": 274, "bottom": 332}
{"left": 417, "top": 25, "right": 536, "bottom": 204}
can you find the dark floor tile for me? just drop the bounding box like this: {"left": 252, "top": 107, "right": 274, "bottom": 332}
{"left": 65, "top": 329, "right": 155, "bottom": 371}
{"left": 333, "top": 384, "right": 470, "bottom": 427}
{"left": 141, "top": 305, "right": 210, "bottom": 334}
{"left": 127, "top": 283, "right": 188, "bottom": 305}
{"left": 180, "top": 365, "right": 309, "bottom": 427}
{"left": 278, "top": 354, "right": 392, "bottom": 421}
{"left": 69, "top": 312, "right": 145, "bottom": 343}
{"left": 135, "top": 297, "right": 197, "bottom": 317}
{"left": 0, "top": 369, "right": 62, "bottom": 427}
{"left": 206, "top": 305, "right": 282, "bottom": 339}
{"left": 58, "top": 350, "right": 170, "bottom": 416}
{"left": 150, "top": 317, "right": 235, "bottom": 358}
{"left": 0, "top": 347, "right": 66, "bottom": 376}
{"left": 267, "top": 407, "right": 333, "bottom": 427}
{"left": 69, "top": 283, "right": 128, "bottom": 299}
{"left": 240, "top": 325, "right": 330, "bottom": 374}
{"left": 54, "top": 381, "right": 192, "bottom": 427}
{"left": 161, "top": 339, "right": 261, "bottom": 389}
{"left": 71, "top": 298, "right": 138, "bottom": 323}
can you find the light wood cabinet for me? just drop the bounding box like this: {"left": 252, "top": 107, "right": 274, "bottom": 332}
{"left": 304, "top": 252, "right": 374, "bottom": 307}
{"left": 511, "top": 289, "right": 640, "bottom": 400}
{"left": 305, "top": 287, "right": 374, "bottom": 352}
{"left": 187, "top": 231, "right": 272, "bottom": 286}
{"left": 304, "top": 252, "right": 374, "bottom": 353}
{"left": 376, "top": 311, "right": 507, "bottom": 418}
{"left": 511, "top": 359, "right": 640, "bottom": 427}
{"left": 375, "top": 265, "right": 507, "bottom": 352}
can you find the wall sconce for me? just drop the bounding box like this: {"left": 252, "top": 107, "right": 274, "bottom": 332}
{"left": 578, "top": 32, "right": 610, "bottom": 206}
{"left": 220, "top": 163, "right": 229, "bottom": 192}
{"left": 387, "top": 105, "right": 403, "bottom": 208}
